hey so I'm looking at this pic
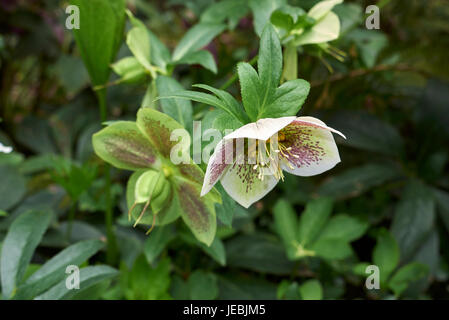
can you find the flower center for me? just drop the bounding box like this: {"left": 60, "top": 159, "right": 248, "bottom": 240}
{"left": 251, "top": 132, "right": 299, "bottom": 181}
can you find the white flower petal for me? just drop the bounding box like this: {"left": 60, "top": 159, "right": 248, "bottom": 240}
{"left": 201, "top": 139, "right": 233, "bottom": 196}
{"left": 280, "top": 117, "right": 344, "bottom": 176}
{"left": 0, "top": 143, "right": 13, "bottom": 154}
{"left": 220, "top": 161, "right": 279, "bottom": 208}
{"left": 224, "top": 116, "right": 296, "bottom": 141}
{"left": 308, "top": 0, "right": 343, "bottom": 20}
{"left": 294, "top": 116, "right": 346, "bottom": 139}
{"left": 293, "top": 11, "right": 341, "bottom": 46}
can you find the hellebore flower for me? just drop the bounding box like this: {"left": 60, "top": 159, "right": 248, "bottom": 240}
{"left": 92, "top": 108, "right": 220, "bottom": 245}
{"left": 291, "top": 0, "right": 343, "bottom": 46}
{"left": 201, "top": 116, "right": 345, "bottom": 208}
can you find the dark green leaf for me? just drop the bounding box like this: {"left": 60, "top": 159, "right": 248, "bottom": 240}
{"left": 71, "top": 0, "right": 126, "bottom": 86}
{"left": 1, "top": 210, "right": 52, "bottom": 299}
{"left": 391, "top": 181, "right": 435, "bottom": 262}
{"left": 188, "top": 271, "right": 218, "bottom": 300}
{"left": 172, "top": 23, "right": 226, "bottom": 61}
{"left": 0, "top": 165, "right": 26, "bottom": 211}
{"left": 372, "top": 229, "right": 399, "bottom": 281}
{"left": 174, "top": 50, "right": 217, "bottom": 73}
{"left": 15, "top": 239, "right": 104, "bottom": 299}
{"left": 35, "top": 265, "right": 118, "bottom": 300}
{"left": 318, "top": 163, "right": 402, "bottom": 199}
{"left": 156, "top": 76, "right": 193, "bottom": 133}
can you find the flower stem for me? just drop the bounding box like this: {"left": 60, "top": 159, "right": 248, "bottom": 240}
{"left": 66, "top": 201, "right": 77, "bottom": 242}
{"left": 97, "top": 89, "right": 118, "bottom": 265}
{"left": 282, "top": 45, "right": 298, "bottom": 82}
{"left": 220, "top": 55, "right": 258, "bottom": 90}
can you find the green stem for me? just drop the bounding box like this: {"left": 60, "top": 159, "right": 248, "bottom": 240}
{"left": 282, "top": 45, "right": 298, "bottom": 82}
{"left": 220, "top": 55, "right": 258, "bottom": 90}
{"left": 66, "top": 201, "right": 77, "bottom": 242}
{"left": 96, "top": 89, "right": 118, "bottom": 265}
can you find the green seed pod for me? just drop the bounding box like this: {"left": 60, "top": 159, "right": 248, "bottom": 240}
{"left": 150, "top": 180, "right": 171, "bottom": 214}
{"left": 134, "top": 170, "right": 165, "bottom": 203}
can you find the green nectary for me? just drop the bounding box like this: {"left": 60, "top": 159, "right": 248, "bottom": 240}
{"left": 130, "top": 169, "right": 172, "bottom": 233}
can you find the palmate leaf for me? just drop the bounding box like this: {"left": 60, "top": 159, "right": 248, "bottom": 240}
{"left": 157, "top": 89, "right": 246, "bottom": 124}
{"left": 237, "top": 62, "right": 261, "bottom": 121}
{"left": 238, "top": 24, "right": 283, "bottom": 121}
{"left": 193, "top": 84, "right": 249, "bottom": 123}
{"left": 257, "top": 23, "right": 282, "bottom": 112}
{"left": 260, "top": 79, "right": 310, "bottom": 118}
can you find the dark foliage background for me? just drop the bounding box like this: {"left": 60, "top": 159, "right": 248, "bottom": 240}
{"left": 0, "top": 0, "right": 448, "bottom": 300}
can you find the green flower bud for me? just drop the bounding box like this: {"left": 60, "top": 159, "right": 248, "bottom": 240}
{"left": 134, "top": 169, "right": 165, "bottom": 203}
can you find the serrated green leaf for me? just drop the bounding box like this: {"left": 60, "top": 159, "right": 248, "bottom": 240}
{"left": 193, "top": 84, "right": 248, "bottom": 123}
{"left": 158, "top": 90, "right": 243, "bottom": 123}
{"left": 260, "top": 78, "right": 310, "bottom": 118}
{"left": 237, "top": 62, "right": 261, "bottom": 121}
{"left": 258, "top": 24, "right": 282, "bottom": 113}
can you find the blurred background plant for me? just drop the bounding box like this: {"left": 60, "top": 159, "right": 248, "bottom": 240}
{"left": 0, "top": 0, "right": 448, "bottom": 300}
